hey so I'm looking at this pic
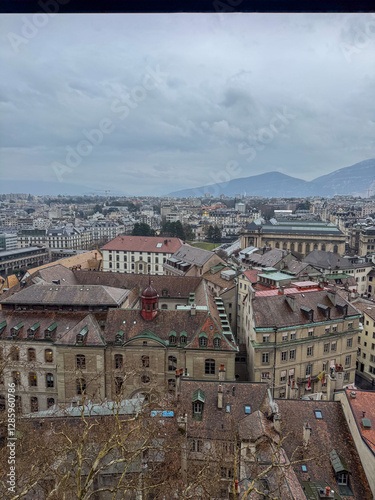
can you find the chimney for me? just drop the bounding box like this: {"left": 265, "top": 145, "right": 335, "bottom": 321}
{"left": 218, "top": 364, "right": 226, "bottom": 381}
{"left": 273, "top": 413, "right": 281, "bottom": 434}
{"left": 285, "top": 294, "right": 297, "bottom": 311}
{"left": 190, "top": 303, "right": 196, "bottom": 316}
{"left": 278, "top": 286, "right": 285, "bottom": 295}
{"left": 326, "top": 289, "right": 337, "bottom": 305}
{"left": 218, "top": 384, "right": 223, "bottom": 409}
{"left": 303, "top": 422, "right": 311, "bottom": 448}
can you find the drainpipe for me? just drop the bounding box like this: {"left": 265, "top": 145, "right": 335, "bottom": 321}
{"left": 273, "top": 326, "right": 277, "bottom": 399}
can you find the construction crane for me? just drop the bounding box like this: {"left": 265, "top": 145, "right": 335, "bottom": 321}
{"left": 95, "top": 189, "right": 111, "bottom": 202}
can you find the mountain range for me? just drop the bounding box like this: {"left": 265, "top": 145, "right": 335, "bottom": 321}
{"left": 168, "top": 159, "right": 375, "bottom": 198}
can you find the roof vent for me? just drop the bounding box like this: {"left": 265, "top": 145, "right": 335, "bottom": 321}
{"left": 350, "top": 391, "right": 356, "bottom": 399}
{"left": 362, "top": 418, "right": 372, "bottom": 429}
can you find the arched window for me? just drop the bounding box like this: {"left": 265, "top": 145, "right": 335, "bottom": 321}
{"left": 45, "top": 349, "right": 53, "bottom": 363}
{"left": 114, "top": 354, "right": 123, "bottom": 369}
{"left": 47, "top": 398, "right": 55, "bottom": 409}
{"left": 10, "top": 347, "right": 19, "bottom": 362}
{"left": 28, "top": 348, "right": 36, "bottom": 362}
{"left": 141, "top": 355, "right": 150, "bottom": 368}
{"left": 76, "top": 354, "right": 86, "bottom": 369}
{"left": 333, "top": 245, "right": 338, "bottom": 253}
{"left": 29, "top": 372, "right": 37, "bottom": 387}
{"left": 298, "top": 242, "right": 303, "bottom": 253}
{"left": 115, "top": 377, "right": 123, "bottom": 395}
{"left": 205, "top": 359, "right": 215, "bottom": 375}
{"left": 30, "top": 397, "right": 38, "bottom": 413}
{"left": 141, "top": 375, "right": 150, "bottom": 384}
{"left": 275, "top": 242, "right": 280, "bottom": 249}
{"left": 168, "top": 356, "right": 177, "bottom": 371}
{"left": 46, "top": 373, "right": 54, "bottom": 388}
{"left": 283, "top": 242, "right": 288, "bottom": 250}
{"left": 161, "top": 304, "right": 168, "bottom": 310}
{"left": 180, "top": 331, "right": 187, "bottom": 344}
{"left": 290, "top": 242, "right": 295, "bottom": 252}
{"left": 314, "top": 243, "right": 318, "bottom": 250}
{"left": 76, "top": 378, "right": 86, "bottom": 395}
{"left": 214, "top": 337, "right": 221, "bottom": 348}
{"left": 305, "top": 243, "right": 310, "bottom": 254}
{"left": 321, "top": 244, "right": 326, "bottom": 251}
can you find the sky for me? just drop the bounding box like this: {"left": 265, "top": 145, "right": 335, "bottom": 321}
{"left": 1, "top": 13, "right": 375, "bottom": 195}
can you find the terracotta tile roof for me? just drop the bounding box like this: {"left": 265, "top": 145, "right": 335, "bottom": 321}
{"left": 277, "top": 399, "right": 373, "bottom": 499}
{"left": 253, "top": 290, "right": 359, "bottom": 328}
{"left": 102, "top": 235, "right": 183, "bottom": 253}
{"left": 0, "top": 274, "right": 19, "bottom": 293}
{"left": 345, "top": 388, "right": 375, "bottom": 455}
{"left": 243, "top": 269, "right": 260, "bottom": 283}
{"left": 179, "top": 379, "right": 269, "bottom": 440}
{"left": 0, "top": 284, "right": 130, "bottom": 307}
{"left": 73, "top": 271, "right": 202, "bottom": 299}
{"left": 29, "top": 264, "right": 78, "bottom": 286}
{"left": 55, "top": 314, "right": 106, "bottom": 347}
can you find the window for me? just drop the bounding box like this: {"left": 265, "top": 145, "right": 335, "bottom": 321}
{"left": 76, "top": 378, "right": 86, "bottom": 395}
{"left": 114, "top": 354, "right": 123, "bottom": 369}
{"left": 280, "top": 370, "right": 286, "bottom": 382}
{"left": 325, "top": 327, "right": 330, "bottom": 334}
{"left": 305, "top": 365, "right": 312, "bottom": 376}
{"left": 290, "top": 331, "right": 296, "bottom": 340}
{"left": 199, "top": 336, "right": 207, "bottom": 347}
{"left": 262, "top": 353, "right": 269, "bottom": 364}
{"left": 244, "top": 405, "right": 251, "bottom": 414}
{"left": 314, "top": 410, "right": 323, "bottom": 419}
{"left": 115, "top": 377, "right": 123, "bottom": 395}
{"left": 289, "top": 349, "right": 296, "bottom": 360}
{"left": 345, "top": 355, "right": 351, "bottom": 366}
{"left": 12, "top": 371, "right": 20, "bottom": 386}
{"left": 193, "top": 402, "right": 203, "bottom": 415}
{"left": 28, "top": 348, "right": 36, "bottom": 362}
{"left": 347, "top": 338, "right": 353, "bottom": 348}
{"left": 307, "top": 346, "right": 314, "bottom": 357}
{"left": 308, "top": 329, "right": 314, "bottom": 337}
{"left": 324, "top": 343, "right": 329, "bottom": 353}
{"left": 47, "top": 398, "right": 55, "bottom": 408}
{"left": 161, "top": 304, "right": 168, "bottom": 310}
{"left": 331, "top": 342, "right": 337, "bottom": 352}
{"left": 168, "top": 356, "right": 177, "bottom": 371}
{"left": 301, "top": 465, "right": 307, "bottom": 472}
{"left": 190, "top": 439, "right": 203, "bottom": 452}
{"left": 344, "top": 372, "right": 350, "bottom": 381}
{"left": 282, "top": 333, "right": 288, "bottom": 342}
{"left": 261, "top": 372, "right": 270, "bottom": 379}
{"left": 168, "top": 378, "right": 176, "bottom": 390}
{"left": 263, "top": 335, "right": 270, "bottom": 343}
{"left": 169, "top": 334, "right": 176, "bottom": 345}
{"left": 0, "top": 395, "right": 5, "bottom": 412}
{"left": 76, "top": 354, "right": 86, "bottom": 370}
{"left": 205, "top": 359, "right": 215, "bottom": 375}
{"left": 348, "top": 322, "right": 353, "bottom": 330}
{"left": 180, "top": 334, "right": 187, "bottom": 344}
{"left": 281, "top": 351, "right": 287, "bottom": 362}
{"left": 214, "top": 337, "right": 221, "bottom": 348}
{"left": 337, "top": 472, "right": 348, "bottom": 485}
{"left": 332, "top": 325, "right": 338, "bottom": 332}
{"left": 10, "top": 347, "right": 19, "bottom": 362}
{"left": 29, "top": 372, "right": 37, "bottom": 387}
{"left": 43, "top": 373, "right": 54, "bottom": 389}
{"left": 45, "top": 349, "right": 53, "bottom": 363}
{"left": 30, "top": 397, "right": 38, "bottom": 413}
{"left": 141, "top": 355, "right": 149, "bottom": 368}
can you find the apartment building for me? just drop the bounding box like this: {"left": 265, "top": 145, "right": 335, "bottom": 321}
{"left": 240, "top": 280, "right": 360, "bottom": 398}
{"left": 102, "top": 235, "right": 183, "bottom": 275}
{"left": 352, "top": 300, "right": 375, "bottom": 384}
{"left": 163, "top": 244, "right": 225, "bottom": 277}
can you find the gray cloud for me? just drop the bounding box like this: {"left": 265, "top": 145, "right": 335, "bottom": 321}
{"left": 1, "top": 13, "right": 374, "bottom": 195}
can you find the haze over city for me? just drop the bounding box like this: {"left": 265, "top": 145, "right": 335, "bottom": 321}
{"left": 1, "top": 13, "right": 375, "bottom": 195}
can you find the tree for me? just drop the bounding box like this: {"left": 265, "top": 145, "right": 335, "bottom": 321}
{"left": 132, "top": 223, "right": 155, "bottom": 237}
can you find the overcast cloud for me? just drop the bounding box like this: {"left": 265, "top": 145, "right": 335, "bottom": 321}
{"left": 1, "top": 13, "right": 375, "bottom": 195}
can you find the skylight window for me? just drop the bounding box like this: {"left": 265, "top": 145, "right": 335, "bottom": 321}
{"left": 156, "top": 243, "right": 162, "bottom": 248}
{"left": 244, "top": 405, "right": 251, "bottom": 414}
{"left": 301, "top": 465, "right": 307, "bottom": 472}
{"left": 314, "top": 410, "right": 323, "bottom": 419}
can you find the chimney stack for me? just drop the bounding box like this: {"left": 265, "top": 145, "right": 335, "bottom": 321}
{"left": 273, "top": 413, "right": 281, "bottom": 434}
{"left": 303, "top": 422, "right": 311, "bottom": 448}
{"left": 218, "top": 384, "right": 223, "bottom": 409}
{"left": 219, "top": 364, "right": 226, "bottom": 381}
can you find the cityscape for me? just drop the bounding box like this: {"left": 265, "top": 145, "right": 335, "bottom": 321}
{"left": 1, "top": 11, "right": 375, "bottom": 500}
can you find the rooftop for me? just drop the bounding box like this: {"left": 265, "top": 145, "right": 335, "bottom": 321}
{"left": 102, "top": 235, "right": 183, "bottom": 253}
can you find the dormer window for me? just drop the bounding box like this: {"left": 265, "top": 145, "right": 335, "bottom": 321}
{"left": 192, "top": 389, "right": 205, "bottom": 421}
{"left": 180, "top": 331, "right": 187, "bottom": 344}
{"left": 76, "top": 326, "right": 88, "bottom": 345}
{"left": 169, "top": 331, "right": 177, "bottom": 345}
{"left": 330, "top": 449, "right": 352, "bottom": 495}
{"left": 115, "top": 331, "right": 124, "bottom": 344}
{"left": 199, "top": 332, "right": 207, "bottom": 348}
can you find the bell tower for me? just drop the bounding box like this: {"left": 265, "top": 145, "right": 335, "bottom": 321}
{"left": 141, "top": 278, "right": 159, "bottom": 321}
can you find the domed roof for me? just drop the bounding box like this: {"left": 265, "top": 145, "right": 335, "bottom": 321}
{"left": 141, "top": 284, "right": 158, "bottom": 299}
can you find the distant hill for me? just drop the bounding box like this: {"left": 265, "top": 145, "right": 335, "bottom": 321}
{"left": 0, "top": 180, "right": 126, "bottom": 197}
{"left": 168, "top": 159, "right": 375, "bottom": 198}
